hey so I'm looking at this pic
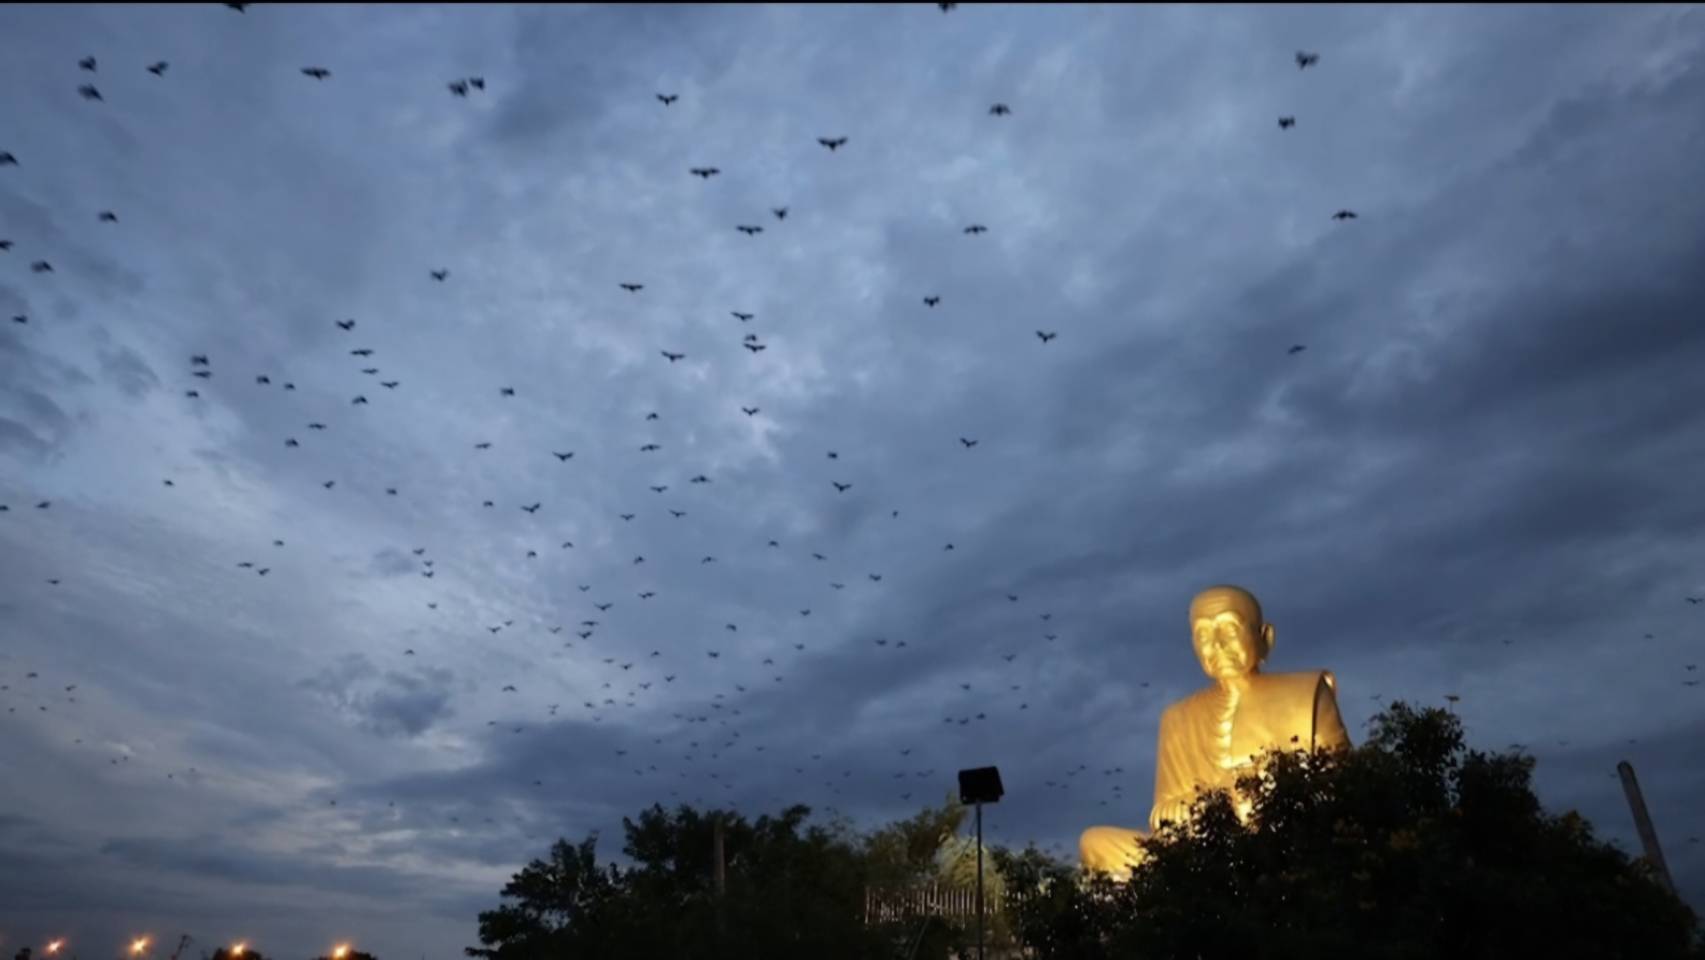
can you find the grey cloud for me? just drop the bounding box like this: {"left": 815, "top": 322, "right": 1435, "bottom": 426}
{"left": 98, "top": 344, "right": 161, "bottom": 398}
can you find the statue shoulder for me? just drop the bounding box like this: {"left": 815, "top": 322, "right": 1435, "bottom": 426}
{"left": 1256, "top": 669, "right": 1341, "bottom": 701}
{"left": 1162, "top": 686, "right": 1216, "bottom": 721}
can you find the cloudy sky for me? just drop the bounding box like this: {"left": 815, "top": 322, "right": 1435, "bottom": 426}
{"left": 3, "top": 1, "right": 1704, "bottom": 955}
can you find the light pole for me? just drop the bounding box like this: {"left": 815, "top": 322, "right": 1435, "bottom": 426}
{"left": 957, "top": 766, "right": 1005, "bottom": 960}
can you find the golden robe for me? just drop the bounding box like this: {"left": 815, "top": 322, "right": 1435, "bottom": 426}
{"left": 1081, "top": 669, "right": 1350, "bottom": 875}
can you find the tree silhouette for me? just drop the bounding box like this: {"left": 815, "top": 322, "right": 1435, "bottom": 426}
{"left": 1009, "top": 703, "right": 1705, "bottom": 960}
{"left": 467, "top": 804, "right": 890, "bottom": 960}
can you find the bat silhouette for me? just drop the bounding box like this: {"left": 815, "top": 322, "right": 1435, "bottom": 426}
{"left": 302, "top": 67, "right": 331, "bottom": 80}
{"left": 817, "top": 137, "right": 848, "bottom": 151}
{"left": 620, "top": 283, "right": 644, "bottom": 292}
{"left": 336, "top": 319, "right": 355, "bottom": 330}
{"left": 1296, "top": 51, "right": 1319, "bottom": 69}
{"left": 736, "top": 225, "right": 763, "bottom": 235}
{"left": 1278, "top": 116, "right": 1296, "bottom": 129}
{"left": 689, "top": 167, "right": 719, "bottom": 179}
{"left": 989, "top": 103, "right": 1011, "bottom": 116}
{"left": 1036, "top": 330, "right": 1057, "bottom": 343}
{"left": 658, "top": 93, "right": 679, "bottom": 105}
{"left": 661, "top": 350, "right": 685, "bottom": 362}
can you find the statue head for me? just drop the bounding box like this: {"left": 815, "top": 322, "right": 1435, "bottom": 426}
{"left": 1189, "top": 585, "right": 1274, "bottom": 681}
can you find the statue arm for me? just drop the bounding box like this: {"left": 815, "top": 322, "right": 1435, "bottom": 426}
{"left": 1313, "top": 670, "right": 1351, "bottom": 750}
{"left": 1147, "top": 706, "right": 1195, "bottom": 832}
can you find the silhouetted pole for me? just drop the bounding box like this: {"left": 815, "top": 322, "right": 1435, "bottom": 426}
{"left": 975, "top": 801, "right": 985, "bottom": 960}
{"left": 1617, "top": 761, "right": 1675, "bottom": 892}
{"left": 713, "top": 813, "right": 727, "bottom": 937}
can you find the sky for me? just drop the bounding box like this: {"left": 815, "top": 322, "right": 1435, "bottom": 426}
{"left": 3, "top": 1, "right": 1705, "bottom": 955}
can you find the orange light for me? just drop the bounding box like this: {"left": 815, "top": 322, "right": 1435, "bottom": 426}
{"left": 46, "top": 942, "right": 66, "bottom": 956}
{"left": 131, "top": 938, "right": 152, "bottom": 956}
{"left": 231, "top": 944, "right": 248, "bottom": 958}
{"left": 332, "top": 945, "right": 351, "bottom": 960}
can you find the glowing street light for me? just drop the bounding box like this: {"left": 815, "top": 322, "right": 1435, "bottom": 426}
{"left": 45, "top": 940, "right": 66, "bottom": 956}
{"left": 331, "top": 945, "right": 351, "bottom": 960}
{"left": 230, "top": 943, "right": 248, "bottom": 958}
{"left": 130, "top": 937, "right": 152, "bottom": 957}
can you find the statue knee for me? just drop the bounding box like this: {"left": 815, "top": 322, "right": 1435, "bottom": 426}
{"left": 1079, "top": 825, "right": 1144, "bottom": 869}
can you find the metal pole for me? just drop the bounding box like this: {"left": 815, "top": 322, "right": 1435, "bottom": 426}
{"left": 1616, "top": 761, "right": 1676, "bottom": 892}
{"left": 713, "top": 813, "right": 727, "bottom": 936}
{"left": 975, "top": 801, "right": 985, "bottom": 960}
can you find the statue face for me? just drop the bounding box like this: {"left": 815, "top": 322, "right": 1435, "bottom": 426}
{"left": 1193, "top": 610, "right": 1262, "bottom": 680}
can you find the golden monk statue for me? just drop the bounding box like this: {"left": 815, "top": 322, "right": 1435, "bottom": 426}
{"left": 1079, "top": 585, "right": 1351, "bottom": 878}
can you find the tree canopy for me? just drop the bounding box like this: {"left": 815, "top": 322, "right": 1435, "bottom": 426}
{"left": 467, "top": 803, "right": 891, "bottom": 960}
{"left": 1008, "top": 703, "right": 1705, "bottom": 960}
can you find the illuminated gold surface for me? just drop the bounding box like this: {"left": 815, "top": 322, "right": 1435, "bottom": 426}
{"left": 1079, "top": 585, "right": 1351, "bottom": 879}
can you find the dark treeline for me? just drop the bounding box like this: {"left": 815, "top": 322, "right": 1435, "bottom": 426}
{"left": 465, "top": 704, "right": 1705, "bottom": 960}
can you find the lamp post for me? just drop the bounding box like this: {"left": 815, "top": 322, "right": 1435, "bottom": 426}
{"left": 957, "top": 766, "right": 1004, "bottom": 960}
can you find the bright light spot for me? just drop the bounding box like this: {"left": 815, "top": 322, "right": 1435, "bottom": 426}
{"left": 332, "top": 945, "right": 351, "bottom": 960}
{"left": 231, "top": 944, "right": 248, "bottom": 957}
{"left": 46, "top": 942, "right": 66, "bottom": 956}
{"left": 131, "top": 938, "right": 151, "bottom": 956}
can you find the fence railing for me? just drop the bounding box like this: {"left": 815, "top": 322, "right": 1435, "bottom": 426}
{"left": 864, "top": 884, "right": 1020, "bottom": 925}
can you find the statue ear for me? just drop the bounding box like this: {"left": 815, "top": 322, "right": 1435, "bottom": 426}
{"left": 1262, "top": 622, "right": 1276, "bottom": 658}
